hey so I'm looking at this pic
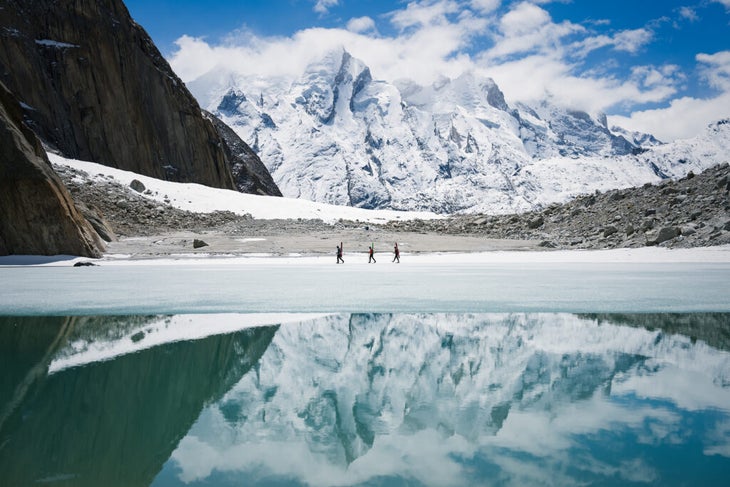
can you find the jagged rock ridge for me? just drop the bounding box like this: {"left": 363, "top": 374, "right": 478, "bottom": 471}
{"left": 203, "top": 111, "right": 282, "bottom": 197}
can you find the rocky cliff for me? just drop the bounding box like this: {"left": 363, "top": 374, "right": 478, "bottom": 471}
{"left": 204, "top": 111, "right": 282, "bottom": 197}
{"left": 0, "top": 82, "right": 104, "bottom": 257}
{"left": 0, "top": 0, "right": 236, "bottom": 190}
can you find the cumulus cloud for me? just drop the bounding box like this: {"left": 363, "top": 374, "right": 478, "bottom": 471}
{"left": 389, "top": 0, "right": 461, "bottom": 29}
{"left": 470, "top": 0, "right": 500, "bottom": 14}
{"left": 608, "top": 52, "right": 730, "bottom": 140}
{"left": 630, "top": 64, "right": 684, "bottom": 90}
{"left": 346, "top": 16, "right": 376, "bottom": 33}
{"left": 499, "top": 2, "right": 551, "bottom": 36}
{"left": 167, "top": 0, "right": 729, "bottom": 140}
{"left": 713, "top": 0, "right": 730, "bottom": 9}
{"left": 609, "top": 92, "right": 730, "bottom": 141}
{"left": 571, "top": 28, "right": 653, "bottom": 58}
{"left": 313, "top": 0, "right": 338, "bottom": 14}
{"left": 482, "top": 2, "right": 584, "bottom": 60}
{"left": 697, "top": 50, "right": 730, "bottom": 91}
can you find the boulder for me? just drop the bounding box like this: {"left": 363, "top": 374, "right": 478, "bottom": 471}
{"left": 528, "top": 216, "right": 544, "bottom": 229}
{"left": 603, "top": 226, "right": 618, "bottom": 237}
{"left": 646, "top": 226, "right": 681, "bottom": 246}
{"left": 193, "top": 239, "right": 209, "bottom": 249}
{"left": 642, "top": 219, "right": 656, "bottom": 232}
{"left": 130, "top": 179, "right": 146, "bottom": 193}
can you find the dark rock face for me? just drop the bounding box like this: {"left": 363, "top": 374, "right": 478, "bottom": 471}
{"left": 204, "top": 111, "right": 282, "bottom": 197}
{"left": 0, "top": 82, "right": 103, "bottom": 257}
{"left": 75, "top": 202, "right": 117, "bottom": 243}
{"left": 0, "top": 0, "right": 235, "bottom": 190}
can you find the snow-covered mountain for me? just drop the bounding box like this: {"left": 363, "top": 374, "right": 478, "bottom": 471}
{"left": 189, "top": 49, "right": 730, "bottom": 214}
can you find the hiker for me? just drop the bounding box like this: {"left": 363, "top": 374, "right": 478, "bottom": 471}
{"left": 336, "top": 242, "right": 344, "bottom": 264}
{"left": 393, "top": 242, "right": 400, "bottom": 263}
{"left": 368, "top": 244, "right": 376, "bottom": 263}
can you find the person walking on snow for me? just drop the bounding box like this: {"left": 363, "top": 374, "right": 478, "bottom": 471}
{"left": 336, "top": 242, "right": 344, "bottom": 264}
{"left": 393, "top": 242, "right": 400, "bottom": 263}
{"left": 368, "top": 244, "right": 376, "bottom": 263}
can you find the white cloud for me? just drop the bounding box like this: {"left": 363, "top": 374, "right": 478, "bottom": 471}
{"left": 313, "top": 0, "right": 338, "bottom": 14}
{"left": 612, "top": 28, "right": 653, "bottom": 53}
{"left": 169, "top": 24, "right": 475, "bottom": 90}
{"left": 679, "top": 7, "right": 699, "bottom": 22}
{"left": 609, "top": 92, "right": 730, "bottom": 141}
{"left": 499, "top": 1, "right": 550, "bottom": 36}
{"left": 697, "top": 50, "right": 730, "bottom": 91}
{"left": 470, "top": 0, "right": 500, "bottom": 14}
{"left": 607, "top": 52, "right": 730, "bottom": 139}
{"left": 630, "top": 64, "right": 683, "bottom": 90}
{"left": 483, "top": 2, "right": 583, "bottom": 60}
{"left": 713, "top": 0, "right": 730, "bottom": 9}
{"left": 484, "top": 55, "right": 679, "bottom": 116}
{"left": 346, "top": 16, "right": 376, "bottom": 33}
{"left": 169, "top": 35, "right": 222, "bottom": 81}
{"left": 571, "top": 28, "right": 652, "bottom": 58}
{"left": 389, "top": 0, "right": 461, "bottom": 29}
{"left": 167, "top": 0, "right": 729, "bottom": 141}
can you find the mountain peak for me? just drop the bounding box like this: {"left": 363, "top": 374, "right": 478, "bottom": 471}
{"left": 292, "top": 49, "right": 373, "bottom": 124}
{"left": 216, "top": 88, "right": 247, "bottom": 116}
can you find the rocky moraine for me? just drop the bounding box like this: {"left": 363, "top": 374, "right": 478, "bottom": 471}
{"left": 57, "top": 161, "right": 730, "bottom": 251}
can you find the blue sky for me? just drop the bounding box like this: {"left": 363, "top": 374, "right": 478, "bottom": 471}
{"left": 124, "top": 0, "right": 730, "bottom": 140}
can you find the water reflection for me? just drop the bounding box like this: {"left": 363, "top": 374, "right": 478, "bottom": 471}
{"left": 0, "top": 315, "right": 277, "bottom": 486}
{"left": 1, "top": 313, "right": 729, "bottom": 486}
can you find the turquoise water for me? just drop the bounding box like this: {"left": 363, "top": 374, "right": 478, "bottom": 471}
{"left": 2, "top": 313, "right": 729, "bottom": 486}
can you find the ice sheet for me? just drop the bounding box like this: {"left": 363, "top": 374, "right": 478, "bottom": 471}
{"left": 2, "top": 252, "right": 730, "bottom": 314}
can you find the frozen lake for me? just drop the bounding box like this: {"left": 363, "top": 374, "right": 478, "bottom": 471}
{"left": 3, "top": 249, "right": 730, "bottom": 485}
{"left": 2, "top": 249, "right": 730, "bottom": 314}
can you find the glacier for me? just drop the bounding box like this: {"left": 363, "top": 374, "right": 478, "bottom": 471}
{"left": 187, "top": 48, "right": 730, "bottom": 214}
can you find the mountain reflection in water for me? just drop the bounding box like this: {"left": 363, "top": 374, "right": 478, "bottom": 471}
{"left": 1, "top": 313, "right": 729, "bottom": 486}
{"left": 0, "top": 315, "right": 277, "bottom": 487}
